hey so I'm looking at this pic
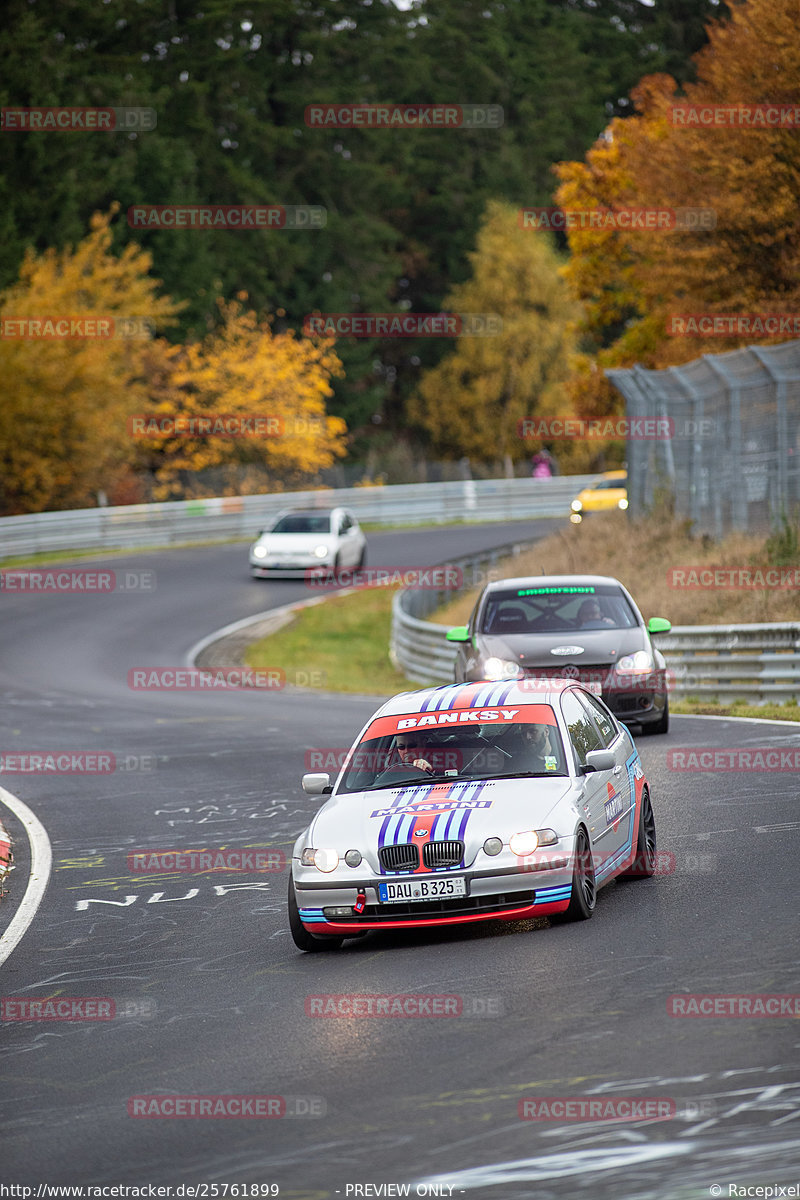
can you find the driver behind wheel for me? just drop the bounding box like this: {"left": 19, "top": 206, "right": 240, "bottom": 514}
{"left": 394, "top": 732, "right": 434, "bottom": 774}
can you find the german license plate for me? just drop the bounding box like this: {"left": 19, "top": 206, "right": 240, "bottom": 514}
{"left": 378, "top": 877, "right": 466, "bottom": 903}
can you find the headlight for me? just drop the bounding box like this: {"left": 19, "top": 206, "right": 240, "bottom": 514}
{"left": 301, "top": 847, "right": 339, "bottom": 872}
{"left": 571, "top": 499, "right": 583, "bottom": 512}
{"left": 313, "top": 544, "right": 329, "bottom": 559}
{"left": 483, "top": 837, "right": 503, "bottom": 856}
{"left": 252, "top": 546, "right": 267, "bottom": 559}
{"left": 509, "top": 830, "right": 539, "bottom": 856}
{"left": 344, "top": 849, "right": 362, "bottom": 868}
{"left": 569, "top": 513, "right": 582, "bottom": 524}
{"left": 313, "top": 848, "right": 339, "bottom": 872}
{"left": 618, "top": 498, "right": 628, "bottom": 510}
{"left": 616, "top": 650, "right": 653, "bottom": 675}
{"left": 483, "top": 657, "right": 522, "bottom": 681}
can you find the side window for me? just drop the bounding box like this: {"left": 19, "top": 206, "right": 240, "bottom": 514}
{"left": 338, "top": 514, "right": 351, "bottom": 534}
{"left": 560, "top": 691, "right": 603, "bottom": 768}
{"left": 577, "top": 692, "right": 618, "bottom": 748}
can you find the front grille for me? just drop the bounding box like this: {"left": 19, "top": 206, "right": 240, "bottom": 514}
{"left": 347, "top": 890, "right": 537, "bottom": 922}
{"left": 422, "top": 840, "right": 464, "bottom": 869}
{"left": 379, "top": 843, "right": 419, "bottom": 873}
{"left": 523, "top": 664, "right": 614, "bottom": 684}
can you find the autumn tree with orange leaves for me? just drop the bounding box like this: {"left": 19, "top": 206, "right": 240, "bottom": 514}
{"left": 554, "top": 0, "right": 800, "bottom": 420}
{"left": 135, "top": 300, "right": 346, "bottom": 501}
{"left": 0, "top": 214, "right": 347, "bottom": 513}
{"left": 0, "top": 208, "right": 181, "bottom": 514}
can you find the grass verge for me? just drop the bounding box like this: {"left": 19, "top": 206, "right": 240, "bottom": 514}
{"left": 671, "top": 699, "right": 800, "bottom": 722}
{"left": 245, "top": 587, "right": 418, "bottom": 695}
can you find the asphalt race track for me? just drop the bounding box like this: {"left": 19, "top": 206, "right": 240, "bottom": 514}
{"left": 1, "top": 520, "right": 798, "bottom": 1198}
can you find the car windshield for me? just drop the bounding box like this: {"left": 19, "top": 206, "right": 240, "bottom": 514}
{"left": 337, "top": 710, "right": 569, "bottom": 794}
{"left": 479, "top": 583, "right": 637, "bottom": 635}
{"left": 595, "top": 478, "right": 627, "bottom": 490}
{"left": 270, "top": 513, "right": 332, "bottom": 534}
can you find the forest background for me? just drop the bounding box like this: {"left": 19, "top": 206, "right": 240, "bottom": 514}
{"left": 2, "top": 0, "right": 797, "bottom": 514}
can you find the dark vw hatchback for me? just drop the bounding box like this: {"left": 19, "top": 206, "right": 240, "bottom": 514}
{"left": 447, "top": 575, "right": 672, "bottom": 734}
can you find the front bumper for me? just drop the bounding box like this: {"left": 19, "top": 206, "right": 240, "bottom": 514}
{"left": 293, "top": 854, "right": 575, "bottom": 933}
{"left": 250, "top": 558, "right": 331, "bottom": 578}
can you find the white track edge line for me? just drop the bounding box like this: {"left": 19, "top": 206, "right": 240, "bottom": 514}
{"left": 0, "top": 785, "right": 52, "bottom": 968}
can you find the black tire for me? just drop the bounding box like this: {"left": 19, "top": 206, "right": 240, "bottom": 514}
{"left": 621, "top": 788, "right": 656, "bottom": 877}
{"left": 551, "top": 828, "right": 596, "bottom": 923}
{"left": 287, "top": 875, "right": 344, "bottom": 952}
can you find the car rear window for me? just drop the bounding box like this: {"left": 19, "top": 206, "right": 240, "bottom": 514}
{"left": 479, "top": 584, "right": 637, "bottom": 634}
{"left": 270, "top": 514, "right": 332, "bottom": 534}
{"left": 336, "top": 706, "right": 569, "bottom": 793}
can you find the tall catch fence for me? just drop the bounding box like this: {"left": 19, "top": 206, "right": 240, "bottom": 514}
{"left": 606, "top": 339, "right": 800, "bottom": 536}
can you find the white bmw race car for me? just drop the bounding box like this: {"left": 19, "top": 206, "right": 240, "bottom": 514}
{"left": 288, "top": 680, "right": 656, "bottom": 951}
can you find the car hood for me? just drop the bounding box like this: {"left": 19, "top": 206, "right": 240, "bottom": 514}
{"left": 310, "top": 775, "right": 577, "bottom": 871}
{"left": 476, "top": 628, "right": 645, "bottom": 668}
{"left": 256, "top": 533, "right": 334, "bottom": 552}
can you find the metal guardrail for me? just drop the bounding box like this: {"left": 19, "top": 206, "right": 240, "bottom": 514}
{"left": 659, "top": 623, "right": 800, "bottom": 703}
{"left": 391, "top": 585, "right": 800, "bottom": 703}
{"left": 0, "top": 475, "right": 601, "bottom": 561}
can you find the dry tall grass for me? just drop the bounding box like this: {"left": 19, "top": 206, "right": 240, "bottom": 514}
{"left": 436, "top": 512, "right": 800, "bottom": 626}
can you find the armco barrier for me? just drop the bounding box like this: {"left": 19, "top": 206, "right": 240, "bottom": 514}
{"left": 0, "top": 476, "right": 601, "bottom": 561}
{"left": 391, "top": 589, "right": 800, "bottom": 703}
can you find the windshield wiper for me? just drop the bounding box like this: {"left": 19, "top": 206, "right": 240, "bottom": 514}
{"left": 478, "top": 771, "right": 568, "bottom": 780}
{"left": 366, "top": 773, "right": 458, "bottom": 791}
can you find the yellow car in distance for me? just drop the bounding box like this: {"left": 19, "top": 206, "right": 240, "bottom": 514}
{"left": 570, "top": 470, "right": 628, "bottom": 524}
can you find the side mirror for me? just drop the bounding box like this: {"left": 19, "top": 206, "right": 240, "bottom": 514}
{"left": 648, "top": 617, "right": 672, "bottom": 634}
{"left": 446, "top": 625, "right": 471, "bottom": 643}
{"left": 302, "top": 772, "right": 332, "bottom": 795}
{"left": 583, "top": 749, "right": 616, "bottom": 773}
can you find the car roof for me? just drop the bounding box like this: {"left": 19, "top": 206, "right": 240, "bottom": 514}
{"left": 374, "top": 680, "right": 586, "bottom": 718}
{"left": 481, "top": 574, "right": 626, "bottom": 593}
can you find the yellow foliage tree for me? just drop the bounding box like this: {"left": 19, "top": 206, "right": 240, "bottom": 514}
{"left": 554, "top": 0, "right": 800, "bottom": 416}
{"left": 134, "top": 298, "right": 347, "bottom": 500}
{"left": 0, "top": 207, "right": 181, "bottom": 514}
{"left": 408, "top": 200, "right": 580, "bottom": 474}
